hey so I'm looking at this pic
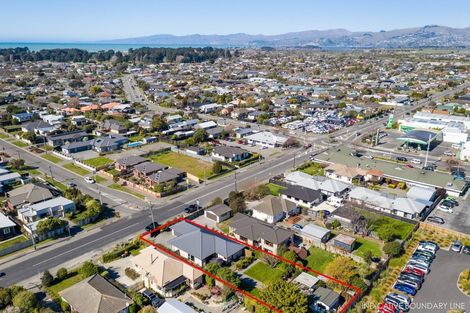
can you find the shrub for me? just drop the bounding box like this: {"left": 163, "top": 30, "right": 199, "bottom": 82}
{"left": 125, "top": 267, "right": 140, "bottom": 280}
{"left": 383, "top": 241, "right": 402, "bottom": 257}
{"left": 56, "top": 268, "right": 68, "bottom": 281}
{"left": 12, "top": 291, "right": 38, "bottom": 312}
{"left": 331, "top": 219, "right": 341, "bottom": 229}
{"left": 102, "top": 240, "right": 141, "bottom": 263}
{"left": 79, "top": 261, "right": 99, "bottom": 277}
{"left": 41, "top": 270, "right": 54, "bottom": 287}
{"left": 235, "top": 256, "right": 255, "bottom": 270}
{"left": 388, "top": 184, "right": 396, "bottom": 189}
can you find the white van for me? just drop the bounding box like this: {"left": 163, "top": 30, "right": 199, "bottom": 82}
{"left": 410, "top": 158, "right": 422, "bottom": 165}
{"left": 327, "top": 196, "right": 343, "bottom": 207}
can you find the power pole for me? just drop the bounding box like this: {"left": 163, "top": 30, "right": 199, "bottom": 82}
{"left": 48, "top": 165, "right": 54, "bottom": 182}
{"left": 234, "top": 171, "right": 238, "bottom": 192}
{"left": 424, "top": 134, "right": 432, "bottom": 167}
{"left": 293, "top": 151, "right": 296, "bottom": 169}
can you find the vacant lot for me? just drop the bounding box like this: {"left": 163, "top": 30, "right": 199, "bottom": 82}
{"left": 149, "top": 151, "right": 213, "bottom": 179}
{"left": 63, "top": 163, "right": 91, "bottom": 176}
{"left": 42, "top": 154, "right": 63, "bottom": 164}
{"left": 306, "top": 246, "right": 336, "bottom": 272}
{"left": 83, "top": 156, "right": 114, "bottom": 168}
{"left": 244, "top": 261, "right": 286, "bottom": 284}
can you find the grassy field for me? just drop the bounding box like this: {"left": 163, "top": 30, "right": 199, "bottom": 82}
{"left": 83, "top": 157, "right": 113, "bottom": 168}
{"left": 0, "top": 132, "right": 9, "bottom": 139}
{"left": 0, "top": 235, "right": 29, "bottom": 251}
{"left": 244, "top": 261, "right": 285, "bottom": 284}
{"left": 47, "top": 272, "right": 85, "bottom": 297}
{"left": 149, "top": 151, "right": 213, "bottom": 178}
{"left": 93, "top": 175, "right": 107, "bottom": 184}
{"left": 109, "top": 183, "right": 145, "bottom": 199}
{"left": 11, "top": 140, "right": 28, "bottom": 148}
{"left": 63, "top": 163, "right": 91, "bottom": 176}
{"left": 306, "top": 246, "right": 336, "bottom": 272}
{"left": 265, "top": 183, "right": 286, "bottom": 196}
{"left": 299, "top": 162, "right": 324, "bottom": 176}
{"left": 42, "top": 154, "right": 63, "bottom": 164}
{"left": 353, "top": 237, "right": 382, "bottom": 258}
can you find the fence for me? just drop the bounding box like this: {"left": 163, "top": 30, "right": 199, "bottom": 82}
{"left": 52, "top": 150, "right": 73, "bottom": 160}
{"left": 0, "top": 239, "right": 33, "bottom": 257}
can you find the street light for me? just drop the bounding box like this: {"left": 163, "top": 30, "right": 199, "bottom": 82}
{"left": 145, "top": 197, "right": 156, "bottom": 226}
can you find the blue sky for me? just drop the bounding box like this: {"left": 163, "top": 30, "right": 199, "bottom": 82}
{"left": 1, "top": 0, "right": 469, "bottom": 41}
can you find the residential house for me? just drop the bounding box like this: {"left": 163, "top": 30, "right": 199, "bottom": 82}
{"left": 194, "top": 121, "right": 217, "bottom": 130}
{"left": 158, "top": 299, "right": 198, "bottom": 313}
{"left": 251, "top": 195, "right": 299, "bottom": 224}
{"left": 204, "top": 204, "right": 232, "bottom": 223}
{"left": 245, "top": 131, "right": 288, "bottom": 148}
{"left": 0, "top": 172, "right": 22, "bottom": 192}
{"left": 324, "top": 163, "right": 369, "bottom": 184}
{"left": 298, "top": 224, "right": 331, "bottom": 244}
{"left": 146, "top": 168, "right": 185, "bottom": 187}
{"left": 206, "top": 126, "right": 225, "bottom": 139}
{"left": 284, "top": 171, "right": 350, "bottom": 197}
{"left": 186, "top": 146, "right": 206, "bottom": 156}
{"left": 234, "top": 127, "right": 254, "bottom": 138}
{"left": 199, "top": 103, "right": 220, "bottom": 113}
{"left": 41, "top": 114, "right": 64, "bottom": 126}
{"left": 133, "top": 162, "right": 168, "bottom": 179}
{"left": 46, "top": 130, "right": 88, "bottom": 147}
{"left": 211, "top": 146, "right": 251, "bottom": 163}
{"left": 61, "top": 135, "right": 128, "bottom": 154}
{"left": 21, "top": 120, "right": 55, "bottom": 135}
{"left": 132, "top": 247, "right": 204, "bottom": 297}
{"left": 333, "top": 234, "right": 356, "bottom": 252}
{"left": 60, "top": 274, "right": 133, "bottom": 313}
{"left": 311, "top": 287, "right": 341, "bottom": 312}
{"left": 0, "top": 212, "right": 18, "bottom": 241}
{"left": 17, "top": 196, "right": 75, "bottom": 224}
{"left": 5, "top": 183, "right": 55, "bottom": 211}
{"left": 101, "top": 119, "right": 127, "bottom": 134}
{"left": 115, "top": 155, "right": 148, "bottom": 173}
{"left": 12, "top": 112, "right": 33, "bottom": 123}
{"left": 229, "top": 213, "right": 293, "bottom": 255}
{"left": 169, "top": 221, "right": 244, "bottom": 266}
{"left": 280, "top": 185, "right": 322, "bottom": 209}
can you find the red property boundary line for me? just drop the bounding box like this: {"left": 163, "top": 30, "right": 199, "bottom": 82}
{"left": 139, "top": 217, "right": 362, "bottom": 313}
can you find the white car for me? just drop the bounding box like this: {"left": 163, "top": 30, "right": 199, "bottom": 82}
{"left": 444, "top": 150, "right": 455, "bottom": 156}
{"left": 438, "top": 205, "right": 453, "bottom": 213}
{"left": 84, "top": 177, "right": 96, "bottom": 184}
{"left": 364, "top": 155, "right": 374, "bottom": 159}
{"left": 451, "top": 143, "right": 462, "bottom": 149}
{"left": 410, "top": 158, "right": 422, "bottom": 165}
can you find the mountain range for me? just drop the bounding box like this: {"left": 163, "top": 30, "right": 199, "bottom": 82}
{"left": 103, "top": 25, "right": 470, "bottom": 48}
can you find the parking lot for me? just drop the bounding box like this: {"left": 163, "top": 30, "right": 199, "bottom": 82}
{"left": 411, "top": 249, "right": 470, "bottom": 312}
{"left": 427, "top": 198, "right": 470, "bottom": 234}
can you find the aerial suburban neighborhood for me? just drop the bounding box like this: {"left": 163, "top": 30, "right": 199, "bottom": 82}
{"left": 0, "top": 2, "right": 469, "bottom": 313}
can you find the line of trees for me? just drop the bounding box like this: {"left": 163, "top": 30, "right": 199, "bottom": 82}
{"left": 0, "top": 47, "right": 234, "bottom": 64}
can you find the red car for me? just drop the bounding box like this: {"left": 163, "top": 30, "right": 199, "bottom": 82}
{"left": 405, "top": 266, "right": 425, "bottom": 277}
{"left": 404, "top": 164, "right": 414, "bottom": 168}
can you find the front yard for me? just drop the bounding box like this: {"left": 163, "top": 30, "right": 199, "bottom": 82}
{"left": 244, "top": 261, "right": 286, "bottom": 285}
{"left": 42, "top": 154, "right": 63, "bottom": 164}
{"left": 63, "top": 163, "right": 91, "bottom": 176}
{"left": 11, "top": 140, "right": 28, "bottom": 148}
{"left": 47, "top": 272, "right": 85, "bottom": 298}
{"left": 148, "top": 151, "right": 213, "bottom": 179}
{"left": 0, "top": 235, "right": 29, "bottom": 251}
{"left": 265, "top": 183, "right": 286, "bottom": 196}
{"left": 299, "top": 162, "right": 325, "bottom": 176}
{"left": 109, "top": 183, "right": 145, "bottom": 199}
{"left": 83, "top": 156, "right": 114, "bottom": 168}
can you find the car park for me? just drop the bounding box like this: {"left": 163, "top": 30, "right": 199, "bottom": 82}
{"left": 451, "top": 240, "right": 462, "bottom": 253}
{"left": 427, "top": 216, "right": 444, "bottom": 224}
{"left": 437, "top": 205, "right": 453, "bottom": 213}
{"left": 394, "top": 283, "right": 417, "bottom": 296}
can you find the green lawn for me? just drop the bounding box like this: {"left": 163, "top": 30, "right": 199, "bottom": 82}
{"left": 11, "top": 140, "right": 28, "bottom": 148}
{"left": 0, "top": 132, "right": 9, "bottom": 139}
{"left": 43, "top": 176, "right": 67, "bottom": 192}
{"left": 128, "top": 134, "right": 144, "bottom": 142}
{"left": 149, "top": 151, "right": 213, "bottom": 179}
{"left": 93, "top": 175, "right": 107, "bottom": 184}
{"left": 244, "top": 261, "right": 285, "bottom": 284}
{"left": 265, "top": 183, "right": 286, "bottom": 196}
{"left": 0, "top": 235, "right": 29, "bottom": 251}
{"left": 353, "top": 237, "right": 382, "bottom": 258}
{"left": 63, "top": 163, "right": 91, "bottom": 176}
{"left": 47, "top": 272, "right": 85, "bottom": 297}
{"left": 109, "top": 183, "right": 145, "bottom": 199}
{"left": 358, "top": 209, "right": 415, "bottom": 240}
{"left": 42, "top": 154, "right": 63, "bottom": 164}
{"left": 306, "top": 246, "right": 336, "bottom": 272}
{"left": 83, "top": 157, "right": 114, "bottom": 168}
{"left": 299, "top": 162, "right": 324, "bottom": 176}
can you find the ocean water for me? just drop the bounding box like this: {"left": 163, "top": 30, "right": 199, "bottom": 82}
{"left": 0, "top": 42, "right": 229, "bottom": 52}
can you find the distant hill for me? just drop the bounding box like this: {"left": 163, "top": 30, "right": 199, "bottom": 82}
{"left": 103, "top": 25, "right": 470, "bottom": 48}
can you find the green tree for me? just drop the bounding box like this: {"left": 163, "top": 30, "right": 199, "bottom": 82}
{"left": 41, "top": 270, "right": 54, "bottom": 287}
{"left": 280, "top": 251, "right": 297, "bottom": 275}
{"left": 89, "top": 85, "right": 103, "bottom": 95}
{"left": 212, "top": 161, "right": 223, "bottom": 174}
{"left": 204, "top": 263, "right": 221, "bottom": 287}
{"left": 257, "top": 280, "right": 308, "bottom": 313}
{"left": 210, "top": 197, "right": 223, "bottom": 206}
{"left": 228, "top": 191, "right": 246, "bottom": 213}
{"left": 323, "top": 256, "right": 362, "bottom": 291}
{"left": 12, "top": 291, "right": 37, "bottom": 313}
{"left": 79, "top": 261, "right": 99, "bottom": 277}
{"left": 383, "top": 241, "right": 402, "bottom": 257}
{"left": 85, "top": 199, "right": 102, "bottom": 217}
{"left": 216, "top": 267, "right": 240, "bottom": 288}
{"left": 362, "top": 250, "right": 373, "bottom": 265}
{"left": 56, "top": 268, "right": 68, "bottom": 281}
{"left": 36, "top": 218, "right": 67, "bottom": 235}
{"left": 21, "top": 131, "right": 37, "bottom": 143}
{"left": 151, "top": 115, "right": 168, "bottom": 132}
{"left": 138, "top": 306, "right": 156, "bottom": 313}
{"left": 192, "top": 129, "right": 208, "bottom": 143}
{"left": 0, "top": 288, "right": 12, "bottom": 309}
{"left": 9, "top": 159, "right": 24, "bottom": 170}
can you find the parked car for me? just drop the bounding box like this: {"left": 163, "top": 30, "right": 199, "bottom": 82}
{"left": 406, "top": 261, "right": 430, "bottom": 274}
{"left": 441, "top": 200, "right": 455, "bottom": 207}
{"left": 397, "top": 278, "right": 421, "bottom": 290}
{"left": 404, "top": 164, "right": 414, "bottom": 168}
{"left": 410, "top": 158, "right": 422, "bottom": 164}
{"left": 400, "top": 272, "right": 424, "bottom": 284}
{"left": 451, "top": 143, "right": 462, "bottom": 149}
{"left": 142, "top": 289, "right": 157, "bottom": 302}
{"left": 184, "top": 204, "right": 201, "bottom": 214}
{"left": 377, "top": 302, "right": 399, "bottom": 313}
{"left": 438, "top": 205, "right": 453, "bottom": 213}
{"left": 404, "top": 266, "right": 425, "bottom": 278}
{"left": 451, "top": 240, "right": 462, "bottom": 253}
{"left": 408, "top": 257, "right": 431, "bottom": 268}
{"left": 411, "top": 253, "right": 433, "bottom": 263}
{"left": 427, "top": 216, "right": 445, "bottom": 224}
{"left": 419, "top": 241, "right": 439, "bottom": 251}
{"left": 364, "top": 154, "right": 374, "bottom": 159}
{"left": 444, "top": 150, "right": 456, "bottom": 156}
{"left": 396, "top": 156, "right": 408, "bottom": 162}
{"left": 0, "top": 272, "right": 5, "bottom": 278}
{"left": 423, "top": 165, "right": 434, "bottom": 171}
{"left": 394, "top": 283, "right": 417, "bottom": 296}
{"left": 292, "top": 224, "right": 303, "bottom": 231}
{"left": 413, "top": 249, "right": 435, "bottom": 259}
{"left": 462, "top": 246, "right": 470, "bottom": 255}
{"left": 445, "top": 198, "right": 459, "bottom": 206}
{"left": 145, "top": 222, "right": 160, "bottom": 237}
{"left": 385, "top": 293, "right": 410, "bottom": 312}
{"left": 84, "top": 176, "right": 95, "bottom": 184}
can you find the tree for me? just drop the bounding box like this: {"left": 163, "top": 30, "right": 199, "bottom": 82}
{"left": 151, "top": 115, "right": 168, "bottom": 132}
{"left": 36, "top": 218, "right": 67, "bottom": 235}
{"left": 204, "top": 263, "right": 221, "bottom": 287}
{"left": 9, "top": 159, "right": 24, "bottom": 170}
{"left": 210, "top": 197, "right": 223, "bottom": 206}
{"left": 257, "top": 280, "right": 308, "bottom": 313}
{"left": 21, "top": 131, "right": 37, "bottom": 143}
{"left": 89, "top": 85, "right": 103, "bottom": 95}
{"left": 280, "top": 251, "right": 297, "bottom": 275}
{"left": 56, "top": 268, "right": 68, "bottom": 281}
{"left": 0, "top": 288, "right": 12, "bottom": 309}
{"left": 227, "top": 191, "right": 246, "bottom": 213}
{"left": 192, "top": 129, "right": 208, "bottom": 143}
{"left": 79, "top": 261, "right": 99, "bottom": 277}
{"left": 212, "top": 161, "right": 223, "bottom": 175}
{"left": 85, "top": 199, "right": 102, "bottom": 217}
{"left": 362, "top": 250, "right": 373, "bottom": 265}
{"left": 383, "top": 241, "right": 402, "bottom": 257}
{"left": 41, "top": 270, "right": 54, "bottom": 287}
{"left": 12, "top": 291, "right": 37, "bottom": 313}
{"left": 216, "top": 267, "right": 240, "bottom": 288}
{"left": 138, "top": 306, "right": 156, "bottom": 313}
{"left": 323, "top": 256, "right": 361, "bottom": 291}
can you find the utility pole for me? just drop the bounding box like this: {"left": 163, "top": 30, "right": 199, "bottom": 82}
{"left": 145, "top": 198, "right": 156, "bottom": 226}
{"left": 424, "top": 134, "right": 432, "bottom": 167}
{"left": 234, "top": 171, "right": 238, "bottom": 192}
{"left": 48, "top": 165, "right": 54, "bottom": 182}
{"left": 293, "top": 151, "right": 296, "bottom": 169}
{"left": 97, "top": 184, "right": 103, "bottom": 205}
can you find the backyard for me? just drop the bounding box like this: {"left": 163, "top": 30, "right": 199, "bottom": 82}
{"left": 353, "top": 237, "right": 382, "bottom": 258}
{"left": 244, "top": 261, "right": 286, "bottom": 285}
{"left": 265, "top": 183, "right": 286, "bottom": 196}
{"left": 306, "top": 246, "right": 336, "bottom": 272}
{"left": 358, "top": 209, "right": 415, "bottom": 241}
{"left": 299, "top": 162, "right": 325, "bottom": 176}
{"left": 148, "top": 151, "right": 213, "bottom": 179}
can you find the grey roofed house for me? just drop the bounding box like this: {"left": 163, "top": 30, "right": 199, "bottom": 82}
{"left": 6, "top": 183, "right": 55, "bottom": 208}
{"left": 92, "top": 135, "right": 128, "bottom": 152}
{"left": 133, "top": 161, "right": 167, "bottom": 176}
{"left": 21, "top": 120, "right": 53, "bottom": 132}
{"left": 115, "top": 155, "right": 147, "bottom": 169}
{"left": 280, "top": 185, "right": 322, "bottom": 203}
{"left": 204, "top": 204, "right": 232, "bottom": 223}
{"left": 253, "top": 195, "right": 297, "bottom": 217}
{"left": 59, "top": 274, "right": 133, "bottom": 313}
{"left": 230, "top": 213, "right": 293, "bottom": 245}
{"left": 311, "top": 287, "right": 341, "bottom": 310}
{"left": 284, "top": 171, "right": 350, "bottom": 196}
{"left": 212, "top": 145, "right": 251, "bottom": 161}
{"left": 206, "top": 126, "right": 225, "bottom": 138}
{"left": 169, "top": 221, "right": 244, "bottom": 263}
{"left": 300, "top": 224, "right": 331, "bottom": 243}
{"left": 147, "top": 168, "right": 183, "bottom": 184}
{"left": 293, "top": 272, "right": 319, "bottom": 289}
{"left": 102, "top": 119, "right": 126, "bottom": 133}
{"left": 46, "top": 130, "right": 88, "bottom": 147}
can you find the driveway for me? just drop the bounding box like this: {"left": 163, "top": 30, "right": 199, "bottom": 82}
{"left": 410, "top": 249, "right": 470, "bottom": 313}
{"left": 427, "top": 199, "right": 470, "bottom": 235}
